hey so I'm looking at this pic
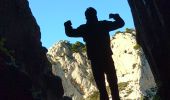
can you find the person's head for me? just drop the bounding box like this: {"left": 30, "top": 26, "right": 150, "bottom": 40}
{"left": 85, "top": 7, "right": 98, "bottom": 23}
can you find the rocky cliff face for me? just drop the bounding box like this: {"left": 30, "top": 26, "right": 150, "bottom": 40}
{"left": 0, "top": 0, "right": 64, "bottom": 100}
{"left": 47, "top": 30, "right": 157, "bottom": 100}
{"left": 128, "top": 1, "right": 170, "bottom": 99}
{"left": 47, "top": 41, "right": 96, "bottom": 100}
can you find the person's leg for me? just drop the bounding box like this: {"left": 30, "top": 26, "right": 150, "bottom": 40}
{"left": 105, "top": 57, "right": 120, "bottom": 100}
{"left": 90, "top": 60, "right": 109, "bottom": 100}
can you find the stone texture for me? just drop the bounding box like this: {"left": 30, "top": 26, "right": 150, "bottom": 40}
{"left": 0, "top": 0, "right": 64, "bottom": 100}
{"left": 128, "top": 0, "right": 170, "bottom": 99}
{"left": 47, "top": 31, "right": 156, "bottom": 100}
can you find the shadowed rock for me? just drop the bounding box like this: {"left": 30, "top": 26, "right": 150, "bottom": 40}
{"left": 0, "top": 0, "right": 65, "bottom": 100}
{"left": 128, "top": 0, "right": 170, "bottom": 99}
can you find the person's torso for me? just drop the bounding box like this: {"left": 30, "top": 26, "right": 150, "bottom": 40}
{"left": 81, "top": 21, "right": 112, "bottom": 59}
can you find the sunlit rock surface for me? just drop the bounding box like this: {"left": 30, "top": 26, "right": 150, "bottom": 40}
{"left": 47, "top": 30, "right": 156, "bottom": 100}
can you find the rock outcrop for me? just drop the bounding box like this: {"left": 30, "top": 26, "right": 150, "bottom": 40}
{"left": 128, "top": 1, "right": 170, "bottom": 99}
{"left": 47, "top": 30, "right": 156, "bottom": 100}
{"left": 47, "top": 41, "right": 97, "bottom": 100}
{"left": 0, "top": 0, "right": 64, "bottom": 100}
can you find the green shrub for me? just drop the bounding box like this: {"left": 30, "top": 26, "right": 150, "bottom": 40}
{"left": 0, "top": 38, "right": 13, "bottom": 57}
{"left": 133, "top": 44, "right": 141, "bottom": 50}
{"left": 126, "top": 88, "right": 133, "bottom": 96}
{"left": 0, "top": 38, "right": 7, "bottom": 52}
{"left": 140, "top": 95, "right": 149, "bottom": 100}
{"left": 125, "top": 28, "right": 134, "bottom": 33}
{"left": 152, "top": 95, "right": 161, "bottom": 100}
{"left": 118, "top": 82, "right": 129, "bottom": 91}
{"left": 115, "top": 31, "right": 122, "bottom": 34}
{"left": 0, "top": 37, "right": 15, "bottom": 65}
{"left": 133, "top": 63, "right": 137, "bottom": 69}
{"left": 71, "top": 41, "right": 86, "bottom": 53}
{"left": 145, "top": 87, "right": 158, "bottom": 99}
{"left": 86, "top": 91, "right": 100, "bottom": 100}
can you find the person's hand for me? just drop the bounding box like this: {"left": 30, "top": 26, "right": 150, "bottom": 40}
{"left": 64, "top": 20, "right": 72, "bottom": 26}
{"left": 109, "top": 13, "right": 119, "bottom": 19}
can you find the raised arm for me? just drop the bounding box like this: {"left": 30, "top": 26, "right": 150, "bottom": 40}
{"left": 64, "top": 20, "right": 83, "bottom": 37}
{"left": 105, "top": 14, "right": 125, "bottom": 31}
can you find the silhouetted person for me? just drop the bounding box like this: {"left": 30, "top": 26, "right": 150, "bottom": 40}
{"left": 64, "top": 7, "right": 124, "bottom": 100}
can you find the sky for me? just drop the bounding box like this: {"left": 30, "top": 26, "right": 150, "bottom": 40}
{"left": 28, "top": 0, "right": 134, "bottom": 48}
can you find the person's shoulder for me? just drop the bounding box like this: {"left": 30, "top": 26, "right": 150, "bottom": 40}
{"left": 79, "top": 24, "right": 86, "bottom": 28}
{"left": 77, "top": 24, "right": 86, "bottom": 29}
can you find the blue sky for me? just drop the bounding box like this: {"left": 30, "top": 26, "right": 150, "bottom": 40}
{"left": 28, "top": 0, "right": 134, "bottom": 48}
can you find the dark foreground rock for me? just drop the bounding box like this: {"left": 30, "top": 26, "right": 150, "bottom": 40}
{"left": 128, "top": 0, "right": 170, "bottom": 99}
{"left": 0, "top": 0, "right": 66, "bottom": 100}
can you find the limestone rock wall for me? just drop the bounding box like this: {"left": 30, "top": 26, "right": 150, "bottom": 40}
{"left": 47, "top": 31, "right": 156, "bottom": 100}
